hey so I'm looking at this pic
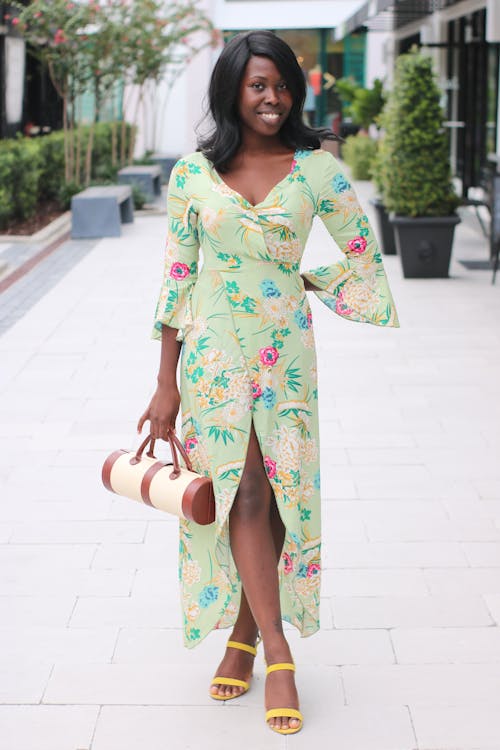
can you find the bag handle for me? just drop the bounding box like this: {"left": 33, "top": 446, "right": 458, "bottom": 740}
{"left": 167, "top": 429, "right": 193, "bottom": 477}
{"left": 130, "top": 434, "right": 157, "bottom": 465}
{"left": 130, "top": 429, "right": 193, "bottom": 478}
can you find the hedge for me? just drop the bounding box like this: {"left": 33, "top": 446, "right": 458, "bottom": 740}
{"left": 0, "top": 122, "right": 135, "bottom": 229}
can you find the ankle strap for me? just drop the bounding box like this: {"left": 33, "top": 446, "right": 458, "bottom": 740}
{"left": 227, "top": 640, "right": 257, "bottom": 656}
{"left": 266, "top": 662, "right": 295, "bottom": 674}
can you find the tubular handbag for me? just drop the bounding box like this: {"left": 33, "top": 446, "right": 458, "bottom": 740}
{"left": 101, "top": 430, "right": 215, "bottom": 525}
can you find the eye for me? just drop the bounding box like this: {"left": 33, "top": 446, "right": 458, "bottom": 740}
{"left": 251, "top": 82, "right": 264, "bottom": 90}
{"left": 278, "top": 82, "right": 288, "bottom": 90}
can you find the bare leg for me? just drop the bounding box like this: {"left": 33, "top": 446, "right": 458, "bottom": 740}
{"left": 209, "top": 462, "right": 286, "bottom": 699}
{"left": 227, "top": 423, "right": 300, "bottom": 730}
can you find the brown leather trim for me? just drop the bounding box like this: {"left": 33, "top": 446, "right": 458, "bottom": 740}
{"left": 102, "top": 450, "right": 127, "bottom": 492}
{"left": 182, "top": 476, "right": 215, "bottom": 525}
{"left": 140, "top": 460, "right": 169, "bottom": 507}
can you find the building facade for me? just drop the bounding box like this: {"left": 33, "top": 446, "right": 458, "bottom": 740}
{"left": 335, "top": 0, "right": 500, "bottom": 196}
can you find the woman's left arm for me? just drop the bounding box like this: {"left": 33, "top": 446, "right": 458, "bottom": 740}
{"left": 302, "top": 151, "right": 399, "bottom": 328}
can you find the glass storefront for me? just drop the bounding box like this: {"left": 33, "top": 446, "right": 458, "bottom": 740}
{"left": 446, "top": 9, "right": 500, "bottom": 194}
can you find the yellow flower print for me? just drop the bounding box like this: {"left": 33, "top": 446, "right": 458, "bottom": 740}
{"left": 183, "top": 559, "right": 202, "bottom": 586}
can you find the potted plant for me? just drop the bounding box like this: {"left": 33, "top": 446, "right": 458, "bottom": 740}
{"left": 380, "top": 49, "right": 460, "bottom": 278}
{"left": 369, "top": 136, "right": 396, "bottom": 255}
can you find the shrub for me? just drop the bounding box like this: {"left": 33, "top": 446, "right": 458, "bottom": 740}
{"left": 0, "top": 122, "right": 135, "bottom": 228}
{"left": 342, "top": 134, "right": 377, "bottom": 180}
{"left": 379, "top": 49, "right": 459, "bottom": 217}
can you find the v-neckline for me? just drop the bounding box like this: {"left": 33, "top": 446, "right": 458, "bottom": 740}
{"left": 207, "top": 149, "right": 299, "bottom": 209}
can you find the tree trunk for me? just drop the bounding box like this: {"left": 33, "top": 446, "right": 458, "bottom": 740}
{"left": 85, "top": 123, "right": 95, "bottom": 186}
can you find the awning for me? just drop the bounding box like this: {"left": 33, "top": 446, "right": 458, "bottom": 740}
{"left": 334, "top": 0, "right": 465, "bottom": 39}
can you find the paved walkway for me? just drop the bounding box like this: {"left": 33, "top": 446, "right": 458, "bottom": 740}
{"left": 1, "top": 177, "right": 500, "bottom": 750}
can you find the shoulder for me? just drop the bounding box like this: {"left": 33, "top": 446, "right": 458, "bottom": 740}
{"left": 298, "top": 148, "right": 352, "bottom": 193}
{"left": 169, "top": 152, "right": 209, "bottom": 191}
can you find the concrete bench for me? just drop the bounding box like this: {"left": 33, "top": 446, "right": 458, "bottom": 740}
{"left": 71, "top": 185, "right": 134, "bottom": 239}
{"left": 149, "top": 154, "right": 179, "bottom": 183}
{"left": 117, "top": 165, "right": 162, "bottom": 202}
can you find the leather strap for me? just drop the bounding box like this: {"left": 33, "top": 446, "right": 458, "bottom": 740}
{"left": 101, "top": 449, "right": 127, "bottom": 491}
{"left": 210, "top": 677, "right": 249, "bottom": 689}
{"left": 266, "top": 662, "right": 296, "bottom": 674}
{"left": 227, "top": 640, "right": 257, "bottom": 656}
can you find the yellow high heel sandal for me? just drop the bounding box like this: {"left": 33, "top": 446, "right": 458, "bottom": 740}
{"left": 265, "top": 662, "right": 303, "bottom": 735}
{"left": 210, "top": 638, "right": 259, "bottom": 701}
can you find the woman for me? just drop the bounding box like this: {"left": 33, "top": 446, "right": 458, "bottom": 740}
{"left": 138, "top": 30, "right": 399, "bottom": 735}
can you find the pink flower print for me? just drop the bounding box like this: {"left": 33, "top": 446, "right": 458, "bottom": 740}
{"left": 169, "top": 262, "right": 190, "bottom": 280}
{"left": 306, "top": 563, "right": 321, "bottom": 578}
{"left": 185, "top": 437, "right": 198, "bottom": 453}
{"left": 283, "top": 553, "right": 293, "bottom": 574}
{"left": 335, "top": 290, "right": 353, "bottom": 317}
{"left": 306, "top": 311, "right": 313, "bottom": 328}
{"left": 264, "top": 456, "right": 277, "bottom": 479}
{"left": 259, "top": 346, "right": 279, "bottom": 366}
{"left": 251, "top": 381, "right": 262, "bottom": 399}
{"left": 347, "top": 236, "right": 367, "bottom": 254}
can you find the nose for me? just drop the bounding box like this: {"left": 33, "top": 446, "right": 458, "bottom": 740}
{"left": 264, "top": 86, "right": 280, "bottom": 105}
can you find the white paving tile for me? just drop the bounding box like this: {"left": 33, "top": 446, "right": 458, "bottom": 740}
{"left": 0, "top": 705, "right": 99, "bottom": 750}
{"left": 321, "top": 568, "right": 428, "bottom": 597}
{"left": 342, "top": 663, "right": 500, "bottom": 706}
{"left": 332, "top": 595, "right": 494, "bottom": 628}
{"left": 0, "top": 626, "right": 118, "bottom": 665}
{"left": 92, "top": 705, "right": 286, "bottom": 750}
{"left": 410, "top": 703, "right": 500, "bottom": 749}
{"left": 391, "top": 626, "right": 500, "bottom": 663}
{"left": 0, "top": 663, "right": 52, "bottom": 703}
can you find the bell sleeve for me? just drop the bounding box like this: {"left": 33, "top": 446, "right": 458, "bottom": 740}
{"left": 151, "top": 159, "right": 200, "bottom": 342}
{"left": 302, "top": 151, "right": 399, "bottom": 327}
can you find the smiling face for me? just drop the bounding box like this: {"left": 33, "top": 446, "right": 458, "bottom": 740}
{"left": 237, "top": 55, "right": 294, "bottom": 140}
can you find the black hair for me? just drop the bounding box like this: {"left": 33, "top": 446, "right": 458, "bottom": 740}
{"left": 197, "top": 30, "right": 339, "bottom": 172}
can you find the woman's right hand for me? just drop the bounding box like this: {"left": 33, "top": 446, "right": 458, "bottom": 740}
{"left": 137, "top": 382, "right": 181, "bottom": 440}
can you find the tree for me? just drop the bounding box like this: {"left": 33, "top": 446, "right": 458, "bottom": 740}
{"left": 379, "top": 48, "right": 459, "bottom": 217}
{"left": 13, "top": 0, "right": 214, "bottom": 183}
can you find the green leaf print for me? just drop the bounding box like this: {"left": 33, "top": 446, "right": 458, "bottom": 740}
{"left": 284, "top": 362, "right": 302, "bottom": 394}
{"left": 207, "top": 425, "right": 236, "bottom": 445}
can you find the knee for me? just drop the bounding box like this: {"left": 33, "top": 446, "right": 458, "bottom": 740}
{"left": 230, "top": 469, "right": 270, "bottom": 523}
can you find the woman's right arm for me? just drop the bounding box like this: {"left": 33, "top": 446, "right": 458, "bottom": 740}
{"left": 138, "top": 158, "right": 200, "bottom": 439}
{"left": 137, "top": 324, "right": 182, "bottom": 440}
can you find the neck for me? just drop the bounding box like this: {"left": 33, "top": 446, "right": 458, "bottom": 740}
{"left": 239, "top": 129, "right": 284, "bottom": 155}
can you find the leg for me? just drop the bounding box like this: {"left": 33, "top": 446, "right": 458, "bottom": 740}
{"left": 228, "top": 424, "right": 300, "bottom": 730}
{"left": 209, "top": 436, "right": 287, "bottom": 700}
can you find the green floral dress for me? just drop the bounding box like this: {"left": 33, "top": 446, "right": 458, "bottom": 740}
{"left": 152, "top": 148, "right": 399, "bottom": 648}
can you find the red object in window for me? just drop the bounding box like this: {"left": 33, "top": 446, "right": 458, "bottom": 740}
{"left": 308, "top": 68, "right": 322, "bottom": 97}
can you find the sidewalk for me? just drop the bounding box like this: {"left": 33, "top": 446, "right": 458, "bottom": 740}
{"left": 0, "top": 178, "right": 500, "bottom": 750}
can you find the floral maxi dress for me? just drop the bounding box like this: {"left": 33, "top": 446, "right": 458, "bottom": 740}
{"left": 152, "top": 148, "right": 399, "bottom": 647}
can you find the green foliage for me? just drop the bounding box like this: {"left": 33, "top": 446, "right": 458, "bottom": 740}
{"left": 369, "top": 137, "right": 389, "bottom": 199}
{"left": 335, "top": 77, "right": 385, "bottom": 129}
{"left": 342, "top": 134, "right": 377, "bottom": 180}
{"left": 0, "top": 137, "right": 42, "bottom": 228}
{"left": 0, "top": 122, "right": 134, "bottom": 228}
{"left": 131, "top": 184, "right": 147, "bottom": 210}
{"left": 379, "top": 49, "right": 459, "bottom": 217}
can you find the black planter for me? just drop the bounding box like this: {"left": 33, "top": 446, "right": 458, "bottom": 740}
{"left": 389, "top": 213, "right": 461, "bottom": 278}
{"left": 369, "top": 198, "right": 396, "bottom": 255}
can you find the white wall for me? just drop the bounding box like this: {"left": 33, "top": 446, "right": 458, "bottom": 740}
{"left": 214, "top": 0, "right": 364, "bottom": 30}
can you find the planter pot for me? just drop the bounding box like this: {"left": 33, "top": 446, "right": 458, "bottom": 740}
{"left": 369, "top": 198, "right": 396, "bottom": 255}
{"left": 389, "top": 213, "right": 461, "bottom": 278}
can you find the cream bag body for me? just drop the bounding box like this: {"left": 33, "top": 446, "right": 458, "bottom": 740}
{"left": 102, "top": 432, "right": 215, "bottom": 525}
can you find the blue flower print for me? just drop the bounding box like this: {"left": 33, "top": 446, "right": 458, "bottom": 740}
{"left": 262, "top": 387, "right": 277, "bottom": 410}
{"left": 313, "top": 470, "right": 321, "bottom": 490}
{"left": 297, "top": 562, "right": 308, "bottom": 578}
{"left": 293, "top": 309, "right": 309, "bottom": 330}
{"left": 198, "top": 585, "right": 219, "bottom": 608}
{"left": 332, "top": 173, "right": 351, "bottom": 194}
{"left": 260, "top": 279, "right": 281, "bottom": 298}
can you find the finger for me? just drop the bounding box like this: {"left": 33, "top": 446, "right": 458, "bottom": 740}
{"left": 137, "top": 412, "right": 148, "bottom": 434}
